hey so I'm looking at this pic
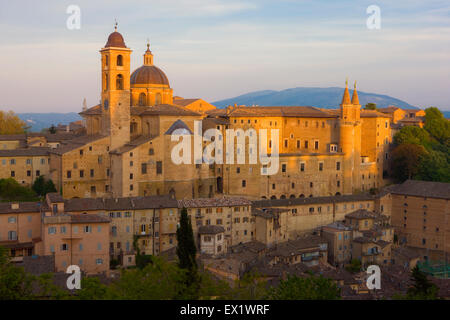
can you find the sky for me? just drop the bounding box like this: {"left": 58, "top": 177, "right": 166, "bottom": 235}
{"left": 0, "top": 0, "right": 449, "bottom": 113}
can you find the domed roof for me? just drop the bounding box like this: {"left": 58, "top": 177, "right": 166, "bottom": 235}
{"left": 105, "top": 31, "right": 126, "bottom": 48}
{"left": 130, "top": 65, "right": 170, "bottom": 86}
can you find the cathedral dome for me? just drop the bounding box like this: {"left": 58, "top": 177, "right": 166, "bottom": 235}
{"left": 105, "top": 31, "right": 126, "bottom": 48}
{"left": 130, "top": 65, "right": 170, "bottom": 86}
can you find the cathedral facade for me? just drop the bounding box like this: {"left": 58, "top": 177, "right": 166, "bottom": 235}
{"left": 48, "top": 27, "right": 392, "bottom": 200}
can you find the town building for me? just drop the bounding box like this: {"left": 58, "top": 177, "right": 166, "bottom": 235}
{"left": 390, "top": 180, "right": 450, "bottom": 262}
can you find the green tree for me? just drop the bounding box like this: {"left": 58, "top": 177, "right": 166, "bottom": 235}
{"left": 0, "top": 110, "right": 26, "bottom": 134}
{"left": 391, "top": 144, "right": 427, "bottom": 181}
{"left": 424, "top": 107, "right": 450, "bottom": 144}
{"left": 364, "top": 103, "right": 377, "bottom": 110}
{"left": 106, "top": 256, "right": 189, "bottom": 300}
{"left": 48, "top": 125, "right": 57, "bottom": 134}
{"left": 76, "top": 277, "right": 108, "bottom": 300}
{"left": 267, "top": 274, "right": 341, "bottom": 300}
{"left": 230, "top": 271, "right": 268, "bottom": 300}
{"left": 32, "top": 176, "right": 46, "bottom": 196}
{"left": 32, "top": 177, "right": 57, "bottom": 197}
{"left": 176, "top": 207, "right": 200, "bottom": 298}
{"left": 393, "top": 126, "right": 431, "bottom": 147}
{"left": 0, "top": 246, "right": 35, "bottom": 299}
{"left": 345, "top": 259, "right": 362, "bottom": 273}
{"left": 416, "top": 150, "right": 450, "bottom": 182}
{"left": 44, "top": 179, "right": 57, "bottom": 194}
{"left": 0, "top": 178, "right": 38, "bottom": 202}
{"left": 406, "top": 266, "right": 439, "bottom": 300}
{"left": 176, "top": 207, "right": 197, "bottom": 271}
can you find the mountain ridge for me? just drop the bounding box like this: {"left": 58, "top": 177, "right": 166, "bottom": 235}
{"left": 213, "top": 87, "right": 417, "bottom": 110}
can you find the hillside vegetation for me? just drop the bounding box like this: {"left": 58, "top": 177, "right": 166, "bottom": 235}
{"left": 391, "top": 107, "right": 450, "bottom": 182}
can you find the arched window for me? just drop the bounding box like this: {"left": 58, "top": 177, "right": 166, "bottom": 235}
{"left": 116, "top": 74, "right": 124, "bottom": 90}
{"left": 270, "top": 195, "right": 277, "bottom": 200}
{"left": 139, "top": 93, "right": 146, "bottom": 106}
{"left": 155, "top": 93, "right": 162, "bottom": 105}
{"left": 299, "top": 194, "right": 305, "bottom": 198}
{"left": 117, "top": 55, "right": 123, "bottom": 66}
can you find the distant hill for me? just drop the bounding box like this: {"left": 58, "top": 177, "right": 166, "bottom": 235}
{"left": 18, "top": 113, "right": 82, "bottom": 132}
{"left": 213, "top": 87, "right": 417, "bottom": 110}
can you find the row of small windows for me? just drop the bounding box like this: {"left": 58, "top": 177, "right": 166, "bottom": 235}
{"left": 232, "top": 119, "right": 328, "bottom": 128}
{"left": 48, "top": 225, "right": 101, "bottom": 234}
{"left": 49, "top": 242, "right": 103, "bottom": 252}
{"left": 67, "top": 169, "right": 96, "bottom": 179}
{"left": 2, "top": 158, "right": 47, "bottom": 165}
{"left": 252, "top": 161, "right": 341, "bottom": 175}
{"left": 9, "top": 170, "right": 42, "bottom": 177}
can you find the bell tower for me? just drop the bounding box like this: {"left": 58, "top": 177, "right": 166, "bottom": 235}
{"left": 100, "top": 23, "right": 132, "bottom": 150}
{"left": 339, "top": 80, "right": 362, "bottom": 194}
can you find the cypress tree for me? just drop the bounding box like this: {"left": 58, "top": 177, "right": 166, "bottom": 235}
{"left": 176, "top": 207, "right": 197, "bottom": 271}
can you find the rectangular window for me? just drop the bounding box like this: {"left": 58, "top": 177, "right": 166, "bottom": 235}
{"left": 300, "top": 162, "right": 305, "bottom": 172}
{"left": 141, "top": 163, "right": 147, "bottom": 174}
{"left": 156, "top": 161, "right": 162, "bottom": 174}
{"left": 319, "top": 162, "right": 323, "bottom": 171}
{"left": 314, "top": 141, "right": 319, "bottom": 150}
{"left": 336, "top": 162, "right": 341, "bottom": 171}
{"left": 90, "top": 169, "right": 94, "bottom": 178}
{"left": 282, "top": 163, "right": 286, "bottom": 173}
{"left": 36, "top": 170, "right": 40, "bottom": 176}
{"left": 48, "top": 227, "right": 56, "bottom": 234}
{"left": 80, "top": 170, "right": 84, "bottom": 178}
{"left": 242, "top": 180, "right": 246, "bottom": 187}
{"left": 67, "top": 170, "right": 72, "bottom": 178}
{"left": 8, "top": 231, "right": 17, "bottom": 240}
